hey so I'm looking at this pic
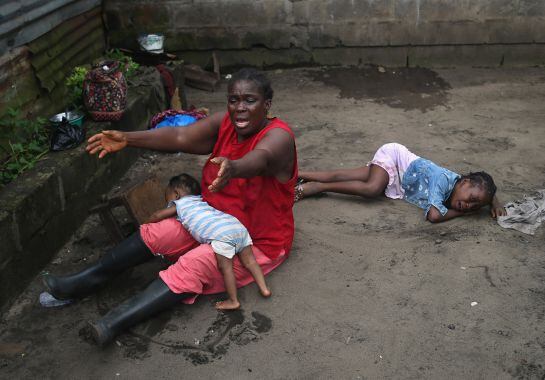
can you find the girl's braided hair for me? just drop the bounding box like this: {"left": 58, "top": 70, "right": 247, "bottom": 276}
{"left": 460, "top": 171, "right": 497, "bottom": 202}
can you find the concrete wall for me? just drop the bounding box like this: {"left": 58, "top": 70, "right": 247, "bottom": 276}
{"left": 0, "top": 68, "right": 166, "bottom": 310}
{"left": 103, "top": 0, "right": 545, "bottom": 67}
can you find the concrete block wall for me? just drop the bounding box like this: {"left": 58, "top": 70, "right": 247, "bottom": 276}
{"left": 0, "top": 68, "right": 166, "bottom": 310}
{"left": 104, "top": 0, "right": 545, "bottom": 67}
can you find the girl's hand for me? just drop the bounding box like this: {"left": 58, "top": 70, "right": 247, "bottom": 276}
{"left": 490, "top": 205, "right": 507, "bottom": 218}
{"left": 490, "top": 195, "right": 507, "bottom": 218}
{"left": 208, "top": 157, "right": 236, "bottom": 192}
{"left": 86, "top": 130, "right": 127, "bottom": 158}
{"left": 146, "top": 211, "right": 161, "bottom": 224}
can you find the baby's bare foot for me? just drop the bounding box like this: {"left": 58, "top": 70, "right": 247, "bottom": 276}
{"left": 215, "top": 299, "right": 240, "bottom": 310}
{"left": 260, "top": 287, "right": 272, "bottom": 298}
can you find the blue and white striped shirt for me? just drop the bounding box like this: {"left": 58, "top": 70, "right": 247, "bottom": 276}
{"left": 171, "top": 195, "right": 251, "bottom": 253}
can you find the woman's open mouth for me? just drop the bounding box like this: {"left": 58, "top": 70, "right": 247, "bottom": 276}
{"left": 235, "top": 119, "right": 250, "bottom": 128}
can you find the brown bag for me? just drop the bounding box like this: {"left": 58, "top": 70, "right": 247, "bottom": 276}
{"left": 83, "top": 60, "right": 127, "bottom": 121}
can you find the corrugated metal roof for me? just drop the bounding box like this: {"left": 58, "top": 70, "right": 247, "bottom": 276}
{"left": 0, "top": 0, "right": 101, "bottom": 55}
{"left": 0, "top": 6, "right": 105, "bottom": 116}
{"left": 28, "top": 7, "right": 104, "bottom": 93}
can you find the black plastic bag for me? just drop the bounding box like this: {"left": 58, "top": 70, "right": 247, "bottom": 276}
{"left": 50, "top": 120, "right": 85, "bottom": 152}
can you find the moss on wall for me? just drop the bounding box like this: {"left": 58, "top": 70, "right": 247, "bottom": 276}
{"left": 0, "top": 7, "right": 105, "bottom": 119}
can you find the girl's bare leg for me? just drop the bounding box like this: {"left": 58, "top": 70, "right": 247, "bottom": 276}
{"left": 299, "top": 166, "right": 370, "bottom": 183}
{"left": 215, "top": 254, "right": 240, "bottom": 310}
{"left": 238, "top": 246, "right": 271, "bottom": 297}
{"left": 300, "top": 165, "right": 389, "bottom": 198}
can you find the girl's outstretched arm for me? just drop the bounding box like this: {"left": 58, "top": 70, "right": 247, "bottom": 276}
{"left": 146, "top": 206, "right": 177, "bottom": 224}
{"left": 426, "top": 206, "right": 465, "bottom": 223}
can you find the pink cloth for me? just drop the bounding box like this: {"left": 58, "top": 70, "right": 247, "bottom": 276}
{"left": 140, "top": 218, "right": 287, "bottom": 304}
{"left": 367, "top": 143, "right": 419, "bottom": 199}
{"left": 140, "top": 217, "right": 199, "bottom": 257}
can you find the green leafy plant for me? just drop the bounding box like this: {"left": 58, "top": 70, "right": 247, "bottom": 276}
{"left": 0, "top": 108, "right": 49, "bottom": 185}
{"left": 65, "top": 66, "right": 88, "bottom": 110}
{"left": 105, "top": 49, "right": 140, "bottom": 78}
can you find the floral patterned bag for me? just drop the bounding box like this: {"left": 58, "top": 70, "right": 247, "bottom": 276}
{"left": 83, "top": 60, "right": 127, "bottom": 122}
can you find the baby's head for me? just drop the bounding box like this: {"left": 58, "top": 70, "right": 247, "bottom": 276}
{"left": 449, "top": 171, "right": 497, "bottom": 213}
{"left": 165, "top": 173, "right": 201, "bottom": 202}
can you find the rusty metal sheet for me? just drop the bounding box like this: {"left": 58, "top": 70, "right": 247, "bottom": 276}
{"left": 0, "top": 0, "right": 101, "bottom": 55}
{"left": 28, "top": 8, "right": 105, "bottom": 93}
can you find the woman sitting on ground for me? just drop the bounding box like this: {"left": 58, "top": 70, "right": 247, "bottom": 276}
{"left": 43, "top": 68, "right": 297, "bottom": 346}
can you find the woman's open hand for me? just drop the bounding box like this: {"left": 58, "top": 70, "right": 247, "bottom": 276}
{"left": 208, "top": 157, "right": 236, "bottom": 192}
{"left": 86, "top": 130, "right": 127, "bottom": 158}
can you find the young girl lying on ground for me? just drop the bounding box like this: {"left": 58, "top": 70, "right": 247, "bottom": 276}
{"left": 148, "top": 173, "right": 271, "bottom": 310}
{"left": 296, "top": 143, "right": 506, "bottom": 223}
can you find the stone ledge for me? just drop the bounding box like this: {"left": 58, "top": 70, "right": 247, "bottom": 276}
{"left": 0, "top": 67, "right": 166, "bottom": 310}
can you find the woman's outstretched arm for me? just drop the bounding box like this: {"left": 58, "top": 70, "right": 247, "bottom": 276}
{"left": 208, "top": 128, "right": 295, "bottom": 192}
{"left": 86, "top": 112, "right": 224, "bottom": 158}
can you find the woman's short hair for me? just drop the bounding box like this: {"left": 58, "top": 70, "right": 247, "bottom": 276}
{"left": 228, "top": 68, "right": 274, "bottom": 100}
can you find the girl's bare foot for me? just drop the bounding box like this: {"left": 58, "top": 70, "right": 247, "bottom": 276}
{"left": 296, "top": 181, "right": 324, "bottom": 202}
{"left": 259, "top": 287, "right": 272, "bottom": 298}
{"left": 215, "top": 299, "right": 240, "bottom": 310}
{"left": 300, "top": 182, "right": 323, "bottom": 199}
{"left": 294, "top": 181, "right": 305, "bottom": 202}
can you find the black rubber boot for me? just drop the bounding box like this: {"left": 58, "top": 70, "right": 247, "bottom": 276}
{"left": 43, "top": 232, "right": 153, "bottom": 300}
{"left": 89, "top": 278, "right": 189, "bottom": 346}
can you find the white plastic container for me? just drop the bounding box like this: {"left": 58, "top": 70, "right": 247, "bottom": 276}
{"left": 137, "top": 34, "right": 164, "bottom": 54}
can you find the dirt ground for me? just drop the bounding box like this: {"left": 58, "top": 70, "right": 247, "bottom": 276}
{"left": 1, "top": 66, "right": 545, "bottom": 379}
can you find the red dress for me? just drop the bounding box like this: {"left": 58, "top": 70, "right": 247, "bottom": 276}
{"left": 140, "top": 113, "right": 297, "bottom": 302}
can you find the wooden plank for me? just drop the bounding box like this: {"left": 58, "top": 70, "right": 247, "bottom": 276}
{"left": 184, "top": 64, "right": 219, "bottom": 92}
{"left": 121, "top": 176, "right": 165, "bottom": 225}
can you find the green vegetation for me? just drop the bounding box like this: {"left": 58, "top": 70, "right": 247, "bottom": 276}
{"left": 1, "top": 51, "right": 140, "bottom": 186}
{"left": 0, "top": 108, "right": 49, "bottom": 186}
{"left": 105, "top": 49, "right": 140, "bottom": 78}
{"left": 65, "top": 66, "right": 89, "bottom": 110}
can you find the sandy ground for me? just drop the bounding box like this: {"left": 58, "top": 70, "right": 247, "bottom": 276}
{"left": 1, "top": 66, "right": 545, "bottom": 379}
